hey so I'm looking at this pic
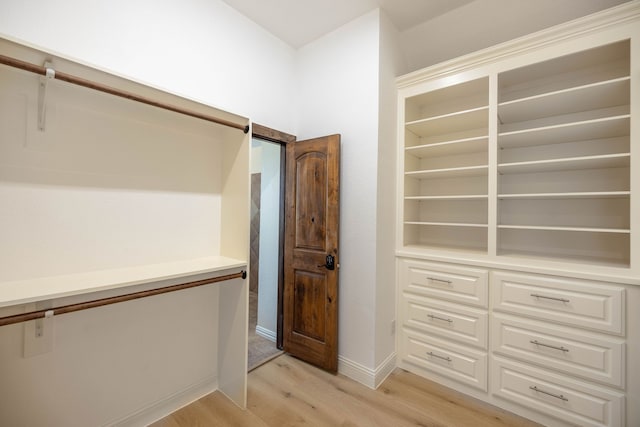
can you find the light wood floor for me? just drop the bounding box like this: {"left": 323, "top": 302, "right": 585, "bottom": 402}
{"left": 151, "top": 354, "right": 542, "bottom": 427}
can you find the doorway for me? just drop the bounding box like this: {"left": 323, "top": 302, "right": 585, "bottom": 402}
{"left": 248, "top": 124, "right": 293, "bottom": 371}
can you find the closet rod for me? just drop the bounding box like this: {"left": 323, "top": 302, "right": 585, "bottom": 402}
{"left": 0, "top": 54, "right": 250, "bottom": 134}
{"left": 0, "top": 270, "right": 247, "bottom": 327}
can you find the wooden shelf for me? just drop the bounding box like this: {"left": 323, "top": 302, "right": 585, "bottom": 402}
{"left": 498, "top": 77, "right": 629, "bottom": 124}
{"left": 498, "top": 115, "right": 629, "bottom": 149}
{"left": 0, "top": 256, "right": 247, "bottom": 308}
{"left": 406, "top": 107, "right": 488, "bottom": 138}
{"left": 498, "top": 153, "right": 629, "bottom": 175}
{"left": 406, "top": 165, "right": 488, "bottom": 179}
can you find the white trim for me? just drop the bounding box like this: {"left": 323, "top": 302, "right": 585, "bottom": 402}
{"left": 397, "top": 2, "right": 640, "bottom": 88}
{"left": 107, "top": 375, "right": 218, "bottom": 427}
{"left": 374, "top": 352, "right": 397, "bottom": 388}
{"left": 255, "top": 325, "right": 277, "bottom": 342}
{"left": 338, "top": 352, "right": 397, "bottom": 389}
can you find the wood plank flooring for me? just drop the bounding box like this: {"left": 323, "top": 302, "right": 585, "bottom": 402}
{"left": 151, "top": 354, "right": 542, "bottom": 427}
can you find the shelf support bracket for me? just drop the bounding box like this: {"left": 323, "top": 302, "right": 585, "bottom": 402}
{"left": 38, "top": 61, "right": 55, "bottom": 132}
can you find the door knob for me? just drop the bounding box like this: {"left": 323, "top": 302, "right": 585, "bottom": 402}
{"left": 317, "top": 254, "right": 336, "bottom": 270}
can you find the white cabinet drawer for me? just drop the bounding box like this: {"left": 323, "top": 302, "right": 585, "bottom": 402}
{"left": 403, "top": 296, "right": 488, "bottom": 349}
{"left": 492, "top": 271, "right": 624, "bottom": 335}
{"left": 492, "top": 357, "right": 624, "bottom": 427}
{"left": 492, "top": 314, "right": 625, "bottom": 388}
{"left": 399, "top": 259, "right": 488, "bottom": 307}
{"left": 401, "top": 330, "right": 487, "bottom": 391}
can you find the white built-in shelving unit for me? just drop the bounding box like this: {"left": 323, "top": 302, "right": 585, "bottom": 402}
{"left": 496, "top": 40, "right": 631, "bottom": 267}
{"left": 396, "top": 4, "right": 640, "bottom": 427}
{"left": 398, "top": 26, "right": 637, "bottom": 274}
{"left": 403, "top": 77, "right": 489, "bottom": 254}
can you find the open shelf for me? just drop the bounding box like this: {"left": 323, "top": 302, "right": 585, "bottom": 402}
{"left": 499, "top": 40, "right": 630, "bottom": 103}
{"left": 405, "top": 77, "right": 489, "bottom": 122}
{"left": 406, "top": 136, "right": 488, "bottom": 158}
{"left": 401, "top": 77, "right": 491, "bottom": 254}
{"left": 498, "top": 115, "right": 630, "bottom": 149}
{"left": 405, "top": 198, "right": 488, "bottom": 224}
{"left": 406, "top": 165, "right": 488, "bottom": 180}
{"left": 498, "top": 153, "right": 630, "bottom": 174}
{"left": 495, "top": 39, "right": 630, "bottom": 269}
{"left": 498, "top": 191, "right": 630, "bottom": 200}
{"left": 498, "top": 225, "right": 629, "bottom": 234}
{"left": 498, "top": 228, "right": 630, "bottom": 268}
{"left": 404, "top": 223, "right": 488, "bottom": 253}
{"left": 406, "top": 107, "right": 488, "bottom": 138}
{"left": 0, "top": 256, "right": 246, "bottom": 308}
{"left": 406, "top": 195, "right": 489, "bottom": 200}
{"left": 498, "top": 77, "right": 629, "bottom": 124}
{"left": 406, "top": 221, "right": 488, "bottom": 228}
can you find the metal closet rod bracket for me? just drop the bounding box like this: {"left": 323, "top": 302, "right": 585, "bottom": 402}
{"left": 38, "top": 60, "right": 55, "bottom": 131}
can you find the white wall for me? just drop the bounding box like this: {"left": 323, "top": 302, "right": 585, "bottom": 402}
{"left": 296, "top": 10, "right": 381, "bottom": 370}
{"left": 0, "top": 62, "right": 224, "bottom": 282}
{"left": 0, "top": 0, "right": 297, "bottom": 134}
{"left": 374, "top": 11, "right": 406, "bottom": 370}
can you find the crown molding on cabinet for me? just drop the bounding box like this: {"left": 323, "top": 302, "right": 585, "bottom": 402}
{"left": 397, "top": 1, "right": 640, "bottom": 88}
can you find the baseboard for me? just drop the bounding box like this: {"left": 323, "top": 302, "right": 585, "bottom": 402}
{"left": 338, "top": 352, "right": 397, "bottom": 389}
{"left": 255, "top": 325, "right": 276, "bottom": 342}
{"left": 108, "top": 375, "right": 218, "bottom": 427}
{"left": 374, "top": 351, "right": 397, "bottom": 387}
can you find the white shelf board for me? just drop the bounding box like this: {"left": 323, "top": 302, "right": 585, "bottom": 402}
{"left": 406, "top": 106, "right": 488, "bottom": 137}
{"left": 498, "top": 191, "right": 630, "bottom": 200}
{"left": 495, "top": 250, "right": 630, "bottom": 270}
{"left": 498, "top": 224, "right": 630, "bottom": 234}
{"left": 407, "top": 78, "right": 488, "bottom": 109}
{"left": 0, "top": 256, "right": 247, "bottom": 308}
{"left": 406, "top": 136, "right": 488, "bottom": 158}
{"left": 498, "top": 77, "right": 630, "bottom": 124}
{"left": 406, "top": 195, "right": 488, "bottom": 200}
{"left": 400, "top": 244, "right": 488, "bottom": 257}
{"left": 405, "top": 221, "right": 488, "bottom": 228}
{"left": 497, "top": 40, "right": 630, "bottom": 101}
{"left": 406, "top": 165, "right": 488, "bottom": 180}
{"left": 498, "top": 153, "right": 629, "bottom": 174}
{"left": 498, "top": 114, "right": 629, "bottom": 149}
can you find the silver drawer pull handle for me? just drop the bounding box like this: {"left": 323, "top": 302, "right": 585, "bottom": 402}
{"left": 530, "top": 293, "right": 570, "bottom": 303}
{"left": 529, "top": 386, "right": 569, "bottom": 402}
{"left": 427, "top": 351, "right": 452, "bottom": 362}
{"left": 530, "top": 340, "right": 569, "bottom": 352}
{"left": 427, "top": 314, "right": 453, "bottom": 323}
{"left": 427, "top": 277, "right": 452, "bottom": 285}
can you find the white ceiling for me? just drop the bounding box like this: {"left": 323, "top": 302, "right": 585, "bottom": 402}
{"left": 220, "top": 0, "right": 474, "bottom": 48}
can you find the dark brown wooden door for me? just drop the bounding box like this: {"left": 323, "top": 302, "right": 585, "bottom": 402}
{"left": 283, "top": 134, "right": 340, "bottom": 373}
